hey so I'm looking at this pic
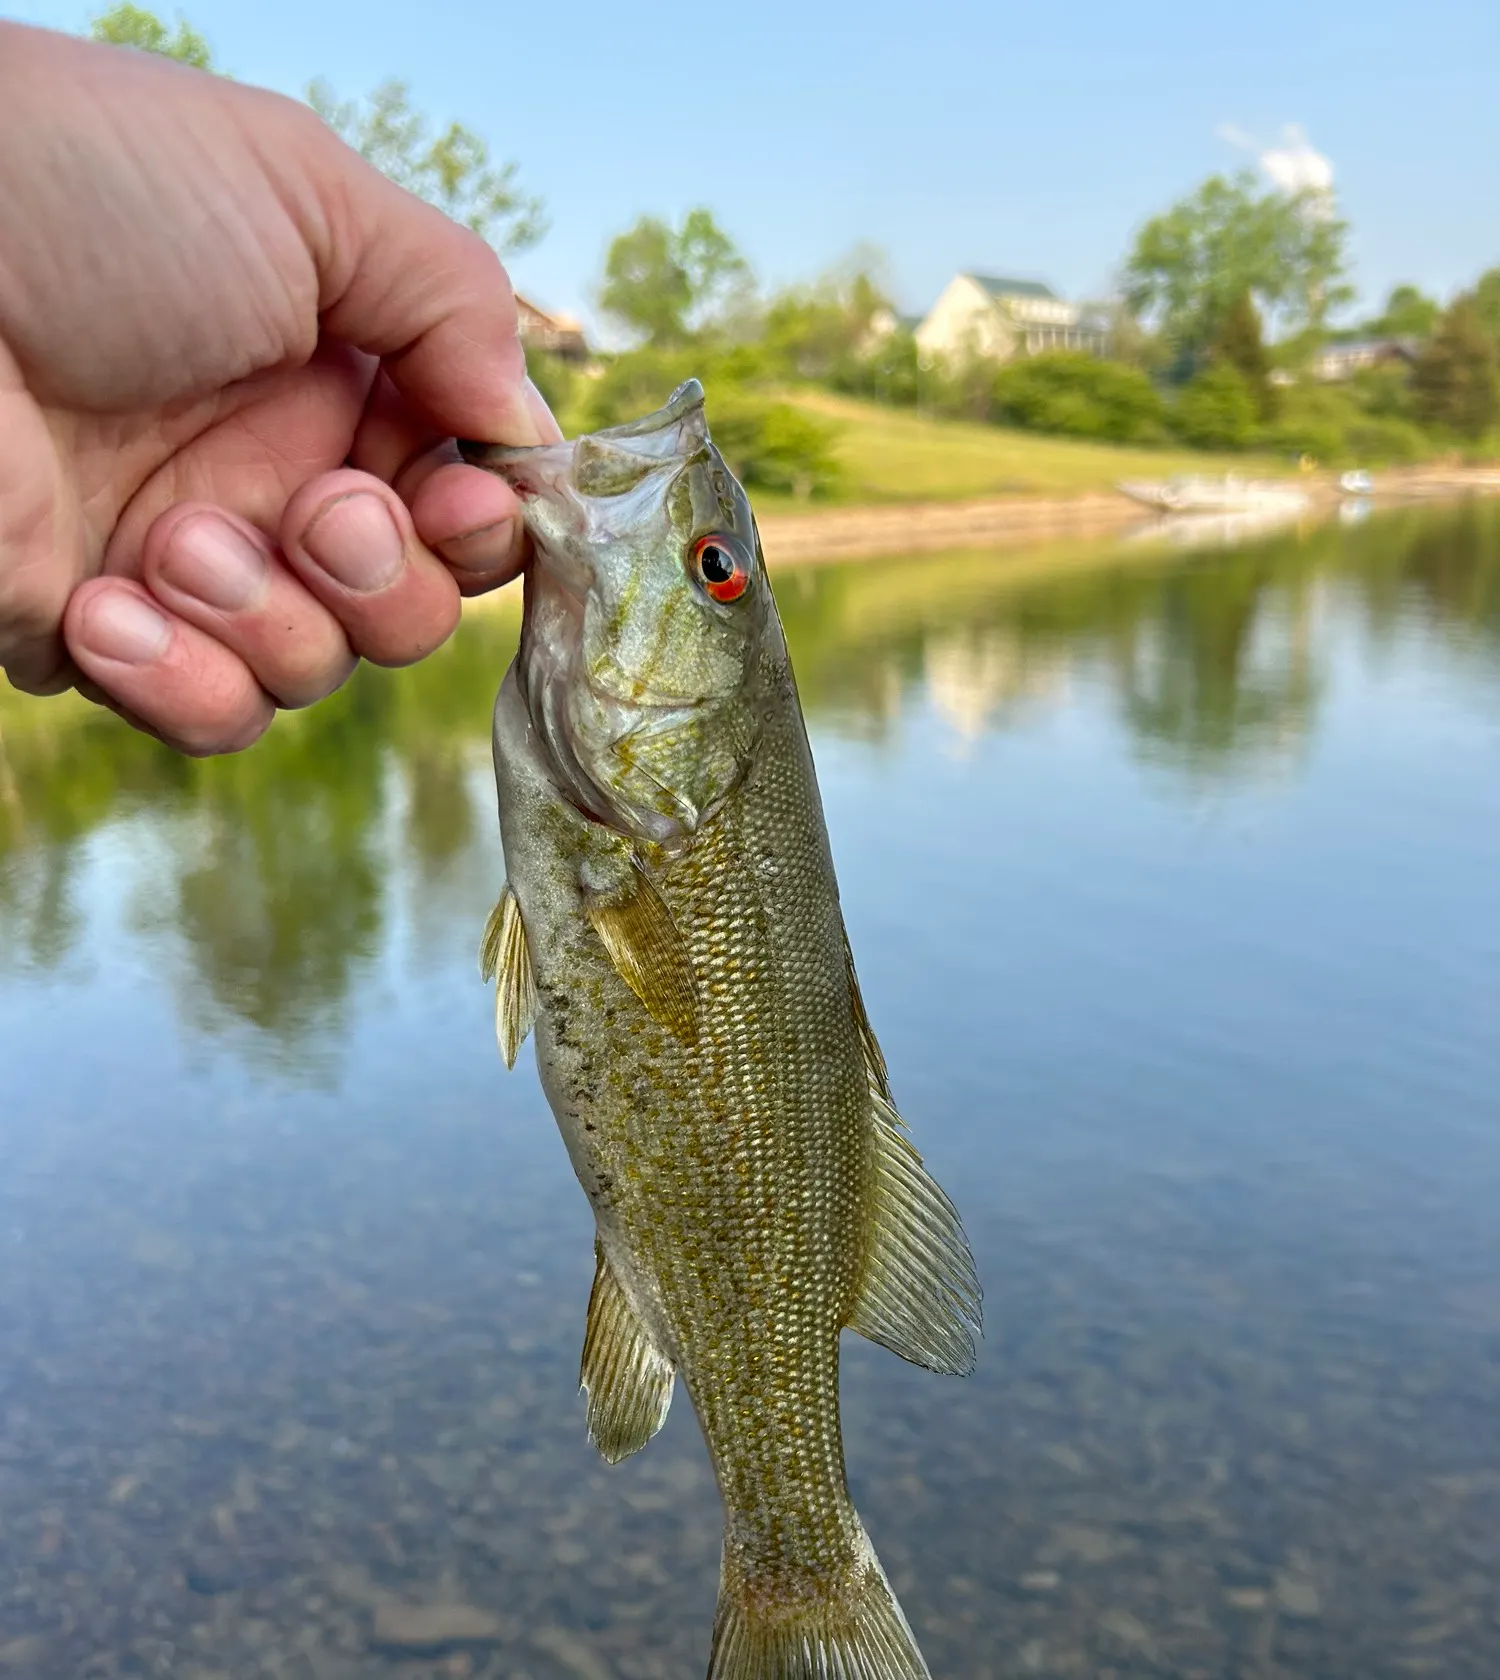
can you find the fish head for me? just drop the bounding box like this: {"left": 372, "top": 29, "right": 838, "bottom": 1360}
{"left": 462, "top": 380, "right": 777, "bottom": 846}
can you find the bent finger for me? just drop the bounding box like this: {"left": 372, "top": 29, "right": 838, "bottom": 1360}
{"left": 279, "top": 469, "right": 462, "bottom": 668}
{"left": 142, "top": 505, "right": 356, "bottom": 709}
{"left": 64, "top": 579, "right": 274, "bottom": 756}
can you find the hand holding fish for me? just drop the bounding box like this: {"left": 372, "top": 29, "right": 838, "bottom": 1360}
{"left": 0, "top": 21, "right": 558, "bottom": 754}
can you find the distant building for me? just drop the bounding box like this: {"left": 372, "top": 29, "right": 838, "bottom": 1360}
{"left": 1312, "top": 337, "right": 1418, "bottom": 382}
{"left": 515, "top": 294, "right": 588, "bottom": 362}
{"left": 915, "top": 274, "right": 1106, "bottom": 365}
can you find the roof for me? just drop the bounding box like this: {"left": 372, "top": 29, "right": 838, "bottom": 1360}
{"left": 966, "top": 274, "right": 1058, "bottom": 301}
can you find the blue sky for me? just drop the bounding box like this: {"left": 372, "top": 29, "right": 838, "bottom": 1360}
{"left": 10, "top": 0, "right": 1499, "bottom": 335}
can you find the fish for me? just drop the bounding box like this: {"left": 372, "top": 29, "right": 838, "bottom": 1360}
{"left": 461, "top": 381, "right": 981, "bottom": 1680}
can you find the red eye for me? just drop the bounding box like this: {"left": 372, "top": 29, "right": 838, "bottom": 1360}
{"left": 692, "top": 534, "right": 750, "bottom": 603}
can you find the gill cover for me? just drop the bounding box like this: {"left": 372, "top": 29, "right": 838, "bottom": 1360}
{"left": 462, "top": 382, "right": 773, "bottom": 845}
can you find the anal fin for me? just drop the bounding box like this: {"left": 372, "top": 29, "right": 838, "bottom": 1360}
{"left": 479, "top": 884, "right": 536, "bottom": 1069}
{"left": 848, "top": 1092, "right": 982, "bottom": 1375}
{"left": 580, "top": 1243, "right": 675, "bottom": 1464}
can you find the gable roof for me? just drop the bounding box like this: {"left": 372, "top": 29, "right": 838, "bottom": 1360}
{"left": 966, "top": 274, "right": 1058, "bottom": 301}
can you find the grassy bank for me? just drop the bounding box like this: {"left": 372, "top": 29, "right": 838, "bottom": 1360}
{"left": 751, "top": 391, "right": 1294, "bottom": 510}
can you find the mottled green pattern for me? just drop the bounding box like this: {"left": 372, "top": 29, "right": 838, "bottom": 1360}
{"left": 482, "top": 384, "right": 978, "bottom": 1677}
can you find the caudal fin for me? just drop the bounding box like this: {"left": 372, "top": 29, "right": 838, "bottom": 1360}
{"left": 706, "top": 1523, "right": 930, "bottom": 1680}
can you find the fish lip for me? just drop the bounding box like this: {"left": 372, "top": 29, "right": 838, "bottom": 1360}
{"left": 457, "top": 379, "right": 705, "bottom": 469}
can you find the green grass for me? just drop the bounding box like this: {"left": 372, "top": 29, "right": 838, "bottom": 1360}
{"left": 766, "top": 390, "right": 1297, "bottom": 509}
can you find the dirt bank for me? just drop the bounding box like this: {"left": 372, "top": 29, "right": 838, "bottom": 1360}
{"left": 755, "top": 465, "right": 1500, "bottom": 567}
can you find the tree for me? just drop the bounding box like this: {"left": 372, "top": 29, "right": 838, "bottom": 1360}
{"left": 1124, "top": 170, "right": 1352, "bottom": 369}
{"left": 1410, "top": 294, "right": 1500, "bottom": 441}
{"left": 89, "top": 2, "right": 211, "bottom": 66}
{"left": 1362, "top": 283, "right": 1440, "bottom": 340}
{"left": 86, "top": 8, "right": 545, "bottom": 256}
{"left": 1210, "top": 289, "right": 1275, "bottom": 420}
{"left": 307, "top": 80, "right": 544, "bottom": 255}
{"left": 761, "top": 252, "right": 893, "bottom": 382}
{"left": 600, "top": 210, "right": 752, "bottom": 346}
{"left": 1174, "top": 364, "right": 1258, "bottom": 450}
{"left": 1472, "top": 268, "right": 1500, "bottom": 349}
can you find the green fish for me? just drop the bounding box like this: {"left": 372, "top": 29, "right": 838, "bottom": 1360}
{"left": 462, "top": 381, "right": 980, "bottom": 1680}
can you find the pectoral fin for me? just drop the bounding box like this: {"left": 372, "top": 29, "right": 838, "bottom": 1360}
{"left": 584, "top": 859, "right": 698, "bottom": 1044}
{"left": 580, "top": 1243, "right": 675, "bottom": 1464}
{"left": 479, "top": 885, "right": 536, "bottom": 1069}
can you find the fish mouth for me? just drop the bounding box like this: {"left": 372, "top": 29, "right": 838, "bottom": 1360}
{"left": 458, "top": 380, "right": 706, "bottom": 472}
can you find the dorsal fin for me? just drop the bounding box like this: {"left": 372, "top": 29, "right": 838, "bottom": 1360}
{"left": 842, "top": 933, "right": 981, "bottom": 1375}
{"left": 580, "top": 1243, "right": 675, "bottom": 1464}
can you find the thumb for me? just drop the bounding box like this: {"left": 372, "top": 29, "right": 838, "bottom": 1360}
{"left": 278, "top": 109, "right": 560, "bottom": 448}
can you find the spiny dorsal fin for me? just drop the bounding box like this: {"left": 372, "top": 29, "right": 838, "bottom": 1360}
{"left": 479, "top": 884, "right": 536, "bottom": 1070}
{"left": 844, "top": 927, "right": 891, "bottom": 1102}
{"left": 848, "top": 1096, "right": 982, "bottom": 1377}
{"left": 580, "top": 1243, "right": 675, "bottom": 1464}
{"left": 584, "top": 858, "right": 698, "bottom": 1045}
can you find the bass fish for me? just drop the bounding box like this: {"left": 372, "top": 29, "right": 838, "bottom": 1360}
{"left": 463, "top": 381, "right": 980, "bottom": 1680}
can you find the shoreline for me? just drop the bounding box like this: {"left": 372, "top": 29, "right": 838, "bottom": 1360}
{"left": 755, "top": 465, "right": 1500, "bottom": 567}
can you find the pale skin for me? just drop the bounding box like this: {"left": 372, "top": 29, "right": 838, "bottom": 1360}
{"left": 0, "top": 21, "right": 560, "bottom": 756}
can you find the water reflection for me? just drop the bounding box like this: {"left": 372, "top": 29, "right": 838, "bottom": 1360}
{"left": 3, "top": 502, "right": 1499, "bottom": 1067}
{"left": 1, "top": 502, "right": 1499, "bottom": 1679}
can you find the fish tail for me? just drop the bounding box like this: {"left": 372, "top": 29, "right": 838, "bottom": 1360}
{"left": 706, "top": 1520, "right": 930, "bottom": 1680}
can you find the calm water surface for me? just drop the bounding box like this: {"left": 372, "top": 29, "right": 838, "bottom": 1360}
{"left": 1, "top": 504, "right": 1498, "bottom": 1679}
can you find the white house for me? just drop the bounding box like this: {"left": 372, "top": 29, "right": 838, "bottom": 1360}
{"left": 914, "top": 274, "right": 1104, "bottom": 365}
{"left": 1312, "top": 337, "right": 1417, "bottom": 383}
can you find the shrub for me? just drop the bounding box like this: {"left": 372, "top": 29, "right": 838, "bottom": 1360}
{"left": 706, "top": 391, "right": 843, "bottom": 501}
{"left": 1173, "top": 364, "right": 1257, "bottom": 449}
{"left": 992, "top": 352, "right": 1166, "bottom": 442}
{"left": 1341, "top": 416, "right": 1431, "bottom": 465}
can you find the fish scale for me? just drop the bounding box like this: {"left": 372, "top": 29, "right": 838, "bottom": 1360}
{"left": 465, "top": 381, "right": 980, "bottom": 1680}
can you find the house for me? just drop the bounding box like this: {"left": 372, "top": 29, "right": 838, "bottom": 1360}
{"left": 914, "top": 274, "right": 1105, "bottom": 365}
{"left": 1312, "top": 337, "right": 1418, "bottom": 383}
{"left": 515, "top": 294, "right": 588, "bottom": 362}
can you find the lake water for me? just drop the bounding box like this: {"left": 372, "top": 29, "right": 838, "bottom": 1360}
{"left": 1, "top": 502, "right": 1498, "bottom": 1680}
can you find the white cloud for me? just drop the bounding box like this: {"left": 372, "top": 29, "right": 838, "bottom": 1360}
{"left": 1217, "top": 121, "right": 1336, "bottom": 206}
{"left": 1259, "top": 124, "right": 1335, "bottom": 197}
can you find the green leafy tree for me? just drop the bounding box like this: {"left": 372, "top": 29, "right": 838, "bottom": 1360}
{"left": 307, "top": 79, "right": 544, "bottom": 254}
{"left": 86, "top": 8, "right": 544, "bottom": 255}
{"left": 1472, "top": 268, "right": 1500, "bottom": 348}
{"left": 1362, "top": 283, "right": 1440, "bottom": 340}
{"left": 1124, "top": 170, "right": 1352, "bottom": 369}
{"left": 1410, "top": 294, "right": 1500, "bottom": 441}
{"left": 1210, "top": 289, "right": 1276, "bottom": 420}
{"left": 992, "top": 352, "right": 1165, "bottom": 442}
{"left": 89, "top": 1, "right": 212, "bottom": 66}
{"left": 761, "top": 259, "right": 891, "bottom": 382}
{"left": 600, "top": 209, "right": 752, "bottom": 346}
{"left": 1173, "top": 364, "right": 1258, "bottom": 449}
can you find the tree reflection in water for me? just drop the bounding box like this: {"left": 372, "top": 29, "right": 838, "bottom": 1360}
{"left": 1, "top": 502, "right": 1496, "bottom": 1067}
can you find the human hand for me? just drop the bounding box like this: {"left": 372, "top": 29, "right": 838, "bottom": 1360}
{"left": 0, "top": 22, "right": 559, "bottom": 754}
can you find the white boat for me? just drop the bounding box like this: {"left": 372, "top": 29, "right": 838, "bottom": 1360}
{"left": 1339, "top": 469, "right": 1374, "bottom": 495}
{"left": 1117, "top": 474, "right": 1311, "bottom": 516}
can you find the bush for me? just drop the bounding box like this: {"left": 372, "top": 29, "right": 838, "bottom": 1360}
{"left": 1257, "top": 418, "right": 1346, "bottom": 463}
{"left": 706, "top": 391, "right": 843, "bottom": 501}
{"left": 1173, "top": 364, "right": 1258, "bottom": 449}
{"left": 523, "top": 349, "right": 580, "bottom": 426}
{"left": 992, "top": 352, "right": 1166, "bottom": 442}
{"left": 1341, "top": 416, "right": 1431, "bottom": 465}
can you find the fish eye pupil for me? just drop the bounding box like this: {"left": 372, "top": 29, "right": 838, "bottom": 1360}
{"left": 699, "top": 544, "right": 734, "bottom": 584}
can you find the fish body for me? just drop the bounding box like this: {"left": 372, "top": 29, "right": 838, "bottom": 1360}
{"left": 464, "top": 382, "right": 980, "bottom": 1680}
